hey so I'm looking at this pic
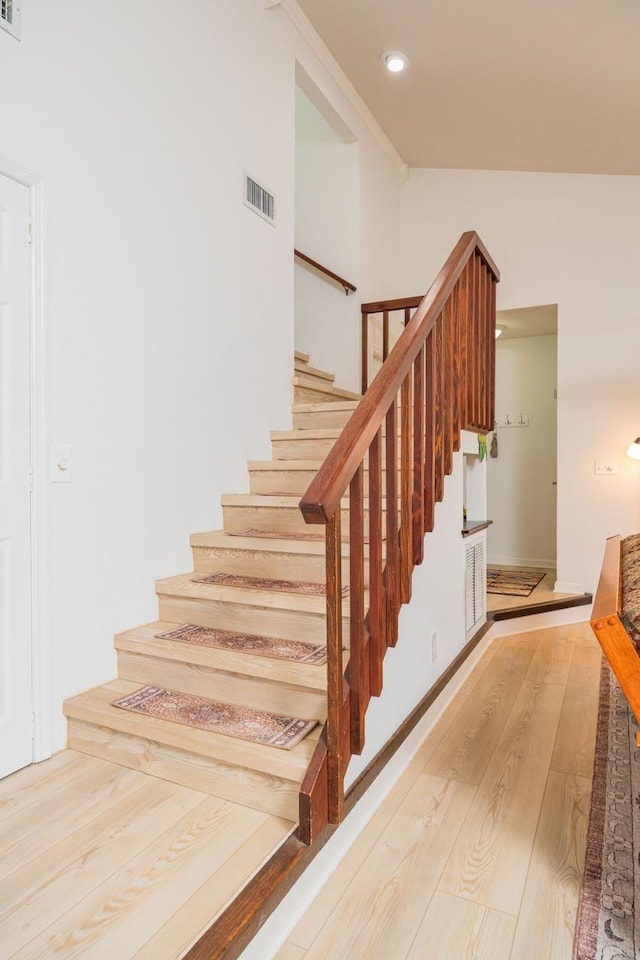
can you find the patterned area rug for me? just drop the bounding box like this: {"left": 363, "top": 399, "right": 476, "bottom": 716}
{"left": 486, "top": 567, "right": 545, "bottom": 597}
{"left": 573, "top": 661, "right": 640, "bottom": 959}
{"left": 112, "top": 685, "right": 317, "bottom": 750}
{"left": 156, "top": 623, "right": 327, "bottom": 665}
{"left": 191, "top": 571, "right": 349, "bottom": 597}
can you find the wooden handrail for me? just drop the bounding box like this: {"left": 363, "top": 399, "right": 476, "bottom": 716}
{"left": 297, "top": 231, "right": 500, "bottom": 841}
{"left": 361, "top": 295, "right": 424, "bottom": 314}
{"left": 294, "top": 249, "right": 357, "bottom": 295}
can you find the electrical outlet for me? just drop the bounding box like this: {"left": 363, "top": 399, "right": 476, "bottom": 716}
{"left": 430, "top": 631, "right": 437, "bottom": 663}
{"left": 594, "top": 461, "right": 617, "bottom": 476}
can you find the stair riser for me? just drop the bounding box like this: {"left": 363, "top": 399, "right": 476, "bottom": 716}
{"left": 117, "top": 650, "right": 327, "bottom": 720}
{"left": 249, "top": 469, "right": 386, "bottom": 497}
{"left": 67, "top": 719, "right": 299, "bottom": 820}
{"left": 272, "top": 436, "right": 400, "bottom": 461}
{"left": 272, "top": 438, "right": 337, "bottom": 460}
{"left": 191, "top": 545, "right": 360, "bottom": 586}
{"left": 294, "top": 385, "right": 344, "bottom": 404}
{"left": 222, "top": 503, "right": 387, "bottom": 537}
{"left": 157, "top": 593, "right": 350, "bottom": 646}
{"left": 292, "top": 410, "right": 354, "bottom": 430}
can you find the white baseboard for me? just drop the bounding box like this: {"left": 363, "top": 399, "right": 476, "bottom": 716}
{"left": 488, "top": 606, "right": 591, "bottom": 636}
{"left": 238, "top": 630, "right": 496, "bottom": 960}
{"left": 487, "top": 554, "right": 556, "bottom": 569}
{"left": 554, "top": 580, "right": 587, "bottom": 595}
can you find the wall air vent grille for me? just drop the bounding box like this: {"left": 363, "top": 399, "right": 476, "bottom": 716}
{"left": 243, "top": 172, "right": 276, "bottom": 225}
{"left": 1, "top": 0, "right": 21, "bottom": 38}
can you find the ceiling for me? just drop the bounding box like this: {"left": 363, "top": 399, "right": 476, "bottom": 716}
{"left": 496, "top": 304, "right": 557, "bottom": 340}
{"left": 297, "top": 0, "right": 640, "bottom": 175}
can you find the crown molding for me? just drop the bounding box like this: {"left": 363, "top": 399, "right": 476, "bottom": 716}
{"left": 265, "top": 0, "right": 408, "bottom": 179}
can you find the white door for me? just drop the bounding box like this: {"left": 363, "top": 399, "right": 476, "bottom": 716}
{"left": 0, "top": 175, "right": 32, "bottom": 779}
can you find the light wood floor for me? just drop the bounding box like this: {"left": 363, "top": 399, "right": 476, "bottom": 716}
{"left": 0, "top": 621, "right": 599, "bottom": 960}
{"left": 0, "top": 752, "right": 295, "bottom": 959}
{"left": 276, "top": 620, "right": 601, "bottom": 960}
{"left": 486, "top": 565, "right": 581, "bottom": 613}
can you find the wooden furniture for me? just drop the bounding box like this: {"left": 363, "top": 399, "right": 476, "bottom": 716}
{"left": 591, "top": 533, "right": 640, "bottom": 745}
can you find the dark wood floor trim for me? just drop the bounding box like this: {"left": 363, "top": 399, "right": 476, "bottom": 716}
{"left": 489, "top": 592, "right": 592, "bottom": 622}
{"left": 184, "top": 620, "right": 492, "bottom": 960}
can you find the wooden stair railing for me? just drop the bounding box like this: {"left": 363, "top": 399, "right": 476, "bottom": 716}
{"left": 360, "top": 295, "right": 424, "bottom": 394}
{"left": 297, "top": 231, "right": 500, "bottom": 844}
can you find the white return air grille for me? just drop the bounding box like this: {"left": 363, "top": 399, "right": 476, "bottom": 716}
{"left": 1, "top": 0, "right": 21, "bottom": 39}
{"left": 243, "top": 172, "right": 276, "bottom": 225}
{"left": 465, "top": 539, "right": 486, "bottom": 635}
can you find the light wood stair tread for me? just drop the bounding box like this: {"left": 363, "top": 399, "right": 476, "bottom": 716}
{"left": 248, "top": 460, "right": 326, "bottom": 471}
{"left": 271, "top": 428, "right": 343, "bottom": 441}
{"left": 190, "top": 529, "right": 379, "bottom": 560}
{"left": 293, "top": 360, "right": 335, "bottom": 382}
{"left": 292, "top": 375, "right": 361, "bottom": 401}
{"left": 192, "top": 528, "right": 327, "bottom": 555}
{"left": 291, "top": 400, "right": 359, "bottom": 414}
{"left": 156, "top": 572, "right": 352, "bottom": 615}
{"left": 115, "top": 622, "right": 327, "bottom": 690}
{"left": 64, "top": 680, "right": 319, "bottom": 779}
{"left": 221, "top": 493, "right": 398, "bottom": 508}
{"left": 294, "top": 350, "right": 310, "bottom": 363}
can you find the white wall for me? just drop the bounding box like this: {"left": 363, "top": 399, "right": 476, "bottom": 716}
{"left": 400, "top": 169, "right": 640, "bottom": 594}
{"left": 346, "top": 446, "right": 469, "bottom": 783}
{"left": 294, "top": 89, "right": 360, "bottom": 391}
{"left": 487, "top": 334, "right": 557, "bottom": 567}
{"left": 0, "top": 0, "right": 403, "bottom": 751}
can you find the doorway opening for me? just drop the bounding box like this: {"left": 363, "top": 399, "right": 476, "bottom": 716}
{"left": 486, "top": 304, "right": 570, "bottom": 616}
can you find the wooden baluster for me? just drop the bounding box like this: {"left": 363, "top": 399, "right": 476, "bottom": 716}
{"left": 468, "top": 253, "right": 476, "bottom": 429}
{"left": 434, "top": 314, "right": 444, "bottom": 502}
{"left": 479, "top": 262, "right": 488, "bottom": 429}
{"left": 326, "top": 510, "right": 346, "bottom": 824}
{"left": 400, "top": 373, "right": 413, "bottom": 602}
{"left": 404, "top": 306, "right": 411, "bottom": 327}
{"left": 385, "top": 398, "right": 399, "bottom": 645}
{"left": 412, "top": 346, "right": 425, "bottom": 564}
{"left": 361, "top": 310, "right": 369, "bottom": 395}
{"left": 488, "top": 276, "right": 497, "bottom": 430}
{"left": 349, "top": 466, "right": 366, "bottom": 754}
{"left": 451, "top": 280, "right": 461, "bottom": 451}
{"left": 424, "top": 330, "right": 436, "bottom": 533}
{"left": 458, "top": 262, "right": 471, "bottom": 430}
{"left": 383, "top": 310, "right": 389, "bottom": 362}
{"left": 368, "top": 429, "right": 384, "bottom": 696}
{"left": 443, "top": 297, "right": 454, "bottom": 476}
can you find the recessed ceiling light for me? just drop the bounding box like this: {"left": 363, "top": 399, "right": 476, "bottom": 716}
{"left": 382, "top": 51, "right": 409, "bottom": 73}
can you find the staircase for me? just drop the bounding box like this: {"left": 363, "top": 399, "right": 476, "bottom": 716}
{"left": 64, "top": 232, "right": 499, "bottom": 855}
{"left": 63, "top": 352, "right": 361, "bottom": 824}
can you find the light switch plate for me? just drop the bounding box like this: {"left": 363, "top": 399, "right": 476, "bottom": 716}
{"left": 51, "top": 444, "right": 72, "bottom": 482}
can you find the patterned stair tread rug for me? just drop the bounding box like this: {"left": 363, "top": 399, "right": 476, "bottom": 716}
{"left": 573, "top": 660, "right": 640, "bottom": 960}
{"left": 112, "top": 686, "right": 318, "bottom": 750}
{"left": 156, "top": 623, "right": 327, "bottom": 665}
{"left": 229, "top": 527, "right": 350, "bottom": 543}
{"left": 191, "top": 571, "right": 349, "bottom": 598}
{"left": 486, "top": 567, "right": 545, "bottom": 597}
